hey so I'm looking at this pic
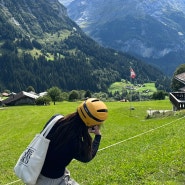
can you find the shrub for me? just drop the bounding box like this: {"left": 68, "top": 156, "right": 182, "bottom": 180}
{"left": 35, "top": 96, "right": 51, "bottom": 105}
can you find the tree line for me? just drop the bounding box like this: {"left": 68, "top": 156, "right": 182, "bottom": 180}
{"left": 28, "top": 86, "right": 168, "bottom": 106}
{"left": 0, "top": 32, "right": 171, "bottom": 93}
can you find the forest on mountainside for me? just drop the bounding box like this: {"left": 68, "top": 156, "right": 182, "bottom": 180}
{"left": 0, "top": 0, "right": 171, "bottom": 93}
{"left": 0, "top": 29, "right": 171, "bottom": 93}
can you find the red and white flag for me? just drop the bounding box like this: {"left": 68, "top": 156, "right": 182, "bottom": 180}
{"left": 130, "top": 68, "right": 136, "bottom": 79}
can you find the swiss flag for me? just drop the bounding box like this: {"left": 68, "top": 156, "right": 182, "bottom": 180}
{"left": 130, "top": 68, "right": 136, "bottom": 79}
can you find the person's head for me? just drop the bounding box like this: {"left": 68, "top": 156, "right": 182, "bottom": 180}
{"left": 77, "top": 98, "right": 108, "bottom": 127}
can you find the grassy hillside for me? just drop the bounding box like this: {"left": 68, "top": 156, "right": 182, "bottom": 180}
{"left": 1, "top": 100, "right": 185, "bottom": 184}
{"left": 109, "top": 81, "right": 157, "bottom": 94}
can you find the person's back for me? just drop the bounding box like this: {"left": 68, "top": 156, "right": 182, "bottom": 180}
{"left": 41, "top": 113, "right": 91, "bottom": 178}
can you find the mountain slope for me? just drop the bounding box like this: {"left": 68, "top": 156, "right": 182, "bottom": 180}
{"left": 0, "top": 0, "right": 169, "bottom": 93}
{"left": 62, "top": 0, "right": 185, "bottom": 75}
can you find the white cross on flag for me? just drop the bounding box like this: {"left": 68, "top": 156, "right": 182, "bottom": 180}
{"left": 130, "top": 68, "right": 136, "bottom": 79}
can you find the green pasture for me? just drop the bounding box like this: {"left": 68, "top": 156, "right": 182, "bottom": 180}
{"left": 136, "top": 82, "right": 157, "bottom": 92}
{"left": 0, "top": 100, "right": 185, "bottom": 185}
{"left": 109, "top": 81, "right": 157, "bottom": 94}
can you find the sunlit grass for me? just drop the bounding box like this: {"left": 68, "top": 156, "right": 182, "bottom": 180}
{"left": 108, "top": 81, "right": 157, "bottom": 95}
{"left": 0, "top": 100, "right": 185, "bottom": 185}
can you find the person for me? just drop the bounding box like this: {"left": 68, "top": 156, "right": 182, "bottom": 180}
{"left": 33, "top": 98, "right": 108, "bottom": 185}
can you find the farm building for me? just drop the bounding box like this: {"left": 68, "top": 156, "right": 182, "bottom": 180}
{"left": 2, "top": 91, "right": 39, "bottom": 106}
{"left": 169, "top": 72, "right": 185, "bottom": 110}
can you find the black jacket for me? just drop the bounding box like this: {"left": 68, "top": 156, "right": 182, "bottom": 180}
{"left": 41, "top": 115, "right": 101, "bottom": 179}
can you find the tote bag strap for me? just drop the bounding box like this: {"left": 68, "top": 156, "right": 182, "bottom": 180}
{"left": 41, "top": 114, "right": 64, "bottom": 137}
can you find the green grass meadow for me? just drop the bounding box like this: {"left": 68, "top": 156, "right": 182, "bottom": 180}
{"left": 108, "top": 82, "right": 157, "bottom": 94}
{"left": 0, "top": 100, "right": 185, "bottom": 185}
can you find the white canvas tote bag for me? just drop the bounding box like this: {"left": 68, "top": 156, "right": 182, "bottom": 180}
{"left": 14, "top": 114, "right": 63, "bottom": 185}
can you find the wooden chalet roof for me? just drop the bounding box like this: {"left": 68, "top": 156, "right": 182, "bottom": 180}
{"left": 175, "top": 72, "right": 185, "bottom": 84}
{"left": 2, "top": 91, "right": 39, "bottom": 105}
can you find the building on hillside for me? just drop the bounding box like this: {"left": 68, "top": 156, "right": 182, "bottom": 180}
{"left": 169, "top": 72, "right": 185, "bottom": 110}
{"left": 2, "top": 91, "right": 39, "bottom": 106}
{"left": 2, "top": 92, "right": 9, "bottom": 97}
{"left": 39, "top": 92, "right": 48, "bottom": 97}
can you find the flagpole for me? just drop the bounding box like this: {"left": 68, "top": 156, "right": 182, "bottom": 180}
{"left": 130, "top": 75, "right": 132, "bottom": 115}
{"left": 129, "top": 67, "right": 136, "bottom": 115}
